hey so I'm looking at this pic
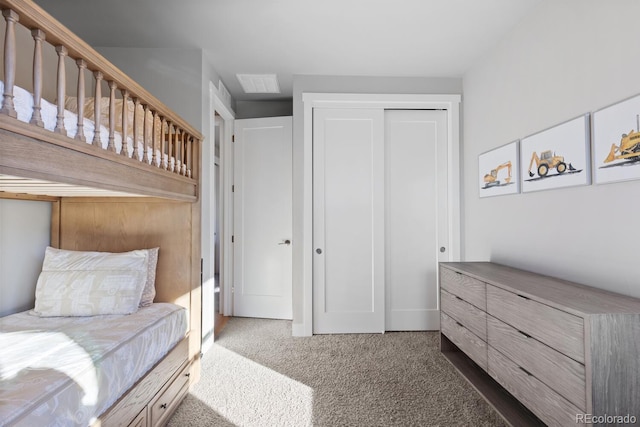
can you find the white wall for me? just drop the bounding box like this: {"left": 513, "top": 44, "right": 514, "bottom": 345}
{"left": 0, "top": 199, "right": 51, "bottom": 317}
{"left": 291, "top": 75, "right": 463, "bottom": 330}
{"left": 463, "top": 0, "right": 640, "bottom": 297}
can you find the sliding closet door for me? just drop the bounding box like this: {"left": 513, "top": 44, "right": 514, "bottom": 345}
{"left": 385, "top": 110, "right": 447, "bottom": 331}
{"left": 313, "top": 108, "right": 385, "bottom": 334}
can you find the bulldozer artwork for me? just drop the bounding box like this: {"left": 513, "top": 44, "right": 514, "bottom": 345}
{"left": 527, "top": 150, "right": 577, "bottom": 178}
{"left": 521, "top": 114, "right": 590, "bottom": 191}
{"left": 602, "top": 114, "right": 640, "bottom": 165}
{"left": 482, "top": 161, "right": 512, "bottom": 188}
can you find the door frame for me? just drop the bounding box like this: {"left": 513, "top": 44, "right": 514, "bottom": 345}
{"left": 297, "top": 93, "right": 462, "bottom": 337}
{"left": 208, "top": 81, "right": 235, "bottom": 321}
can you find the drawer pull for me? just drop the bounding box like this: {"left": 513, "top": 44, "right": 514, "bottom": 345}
{"left": 455, "top": 321, "right": 464, "bottom": 328}
{"left": 519, "top": 366, "right": 534, "bottom": 377}
{"left": 517, "top": 294, "right": 530, "bottom": 300}
{"left": 455, "top": 296, "right": 463, "bottom": 301}
{"left": 185, "top": 372, "right": 191, "bottom": 377}
{"left": 518, "top": 330, "right": 532, "bottom": 339}
{"left": 160, "top": 403, "right": 168, "bottom": 410}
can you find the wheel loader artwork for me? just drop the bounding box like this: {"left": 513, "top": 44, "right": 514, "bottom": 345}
{"left": 603, "top": 115, "right": 640, "bottom": 165}
{"left": 528, "top": 150, "right": 576, "bottom": 178}
{"left": 483, "top": 161, "right": 512, "bottom": 188}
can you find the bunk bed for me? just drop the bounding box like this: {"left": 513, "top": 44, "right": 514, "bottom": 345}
{"left": 0, "top": 0, "right": 203, "bottom": 425}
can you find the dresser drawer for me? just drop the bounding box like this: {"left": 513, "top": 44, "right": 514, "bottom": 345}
{"left": 441, "top": 289, "right": 487, "bottom": 341}
{"left": 486, "top": 285, "right": 584, "bottom": 363}
{"left": 440, "top": 267, "right": 486, "bottom": 310}
{"left": 488, "top": 347, "right": 584, "bottom": 427}
{"left": 487, "top": 315, "right": 586, "bottom": 410}
{"left": 441, "top": 312, "right": 487, "bottom": 370}
{"left": 150, "top": 362, "right": 191, "bottom": 427}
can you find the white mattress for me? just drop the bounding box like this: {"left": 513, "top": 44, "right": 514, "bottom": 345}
{"left": 0, "top": 81, "right": 178, "bottom": 170}
{"left": 0, "top": 303, "right": 188, "bottom": 427}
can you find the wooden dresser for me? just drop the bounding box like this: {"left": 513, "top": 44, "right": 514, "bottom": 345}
{"left": 439, "top": 262, "right": 640, "bottom": 427}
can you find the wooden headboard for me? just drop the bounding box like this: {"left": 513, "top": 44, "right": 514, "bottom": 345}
{"left": 53, "top": 197, "right": 202, "bottom": 359}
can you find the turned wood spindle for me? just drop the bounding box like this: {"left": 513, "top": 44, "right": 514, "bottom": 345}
{"left": 132, "top": 98, "right": 141, "bottom": 160}
{"left": 175, "top": 128, "right": 182, "bottom": 174}
{"left": 30, "top": 29, "right": 45, "bottom": 126}
{"left": 186, "top": 136, "right": 192, "bottom": 178}
{"left": 152, "top": 111, "right": 159, "bottom": 166}
{"left": 54, "top": 46, "right": 67, "bottom": 136}
{"left": 143, "top": 104, "right": 150, "bottom": 163}
{"left": 74, "top": 59, "right": 86, "bottom": 141}
{"left": 161, "top": 117, "right": 167, "bottom": 170}
{"left": 107, "top": 81, "right": 117, "bottom": 152}
{"left": 1, "top": 10, "right": 18, "bottom": 118}
{"left": 92, "top": 71, "right": 103, "bottom": 147}
{"left": 180, "top": 131, "right": 187, "bottom": 176}
{"left": 168, "top": 123, "right": 175, "bottom": 172}
{"left": 120, "top": 89, "right": 129, "bottom": 156}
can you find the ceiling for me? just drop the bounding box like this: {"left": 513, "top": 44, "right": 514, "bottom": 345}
{"left": 34, "top": 0, "right": 541, "bottom": 102}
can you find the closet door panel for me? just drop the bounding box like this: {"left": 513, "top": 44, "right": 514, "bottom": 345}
{"left": 385, "top": 110, "right": 447, "bottom": 331}
{"left": 313, "top": 108, "right": 385, "bottom": 334}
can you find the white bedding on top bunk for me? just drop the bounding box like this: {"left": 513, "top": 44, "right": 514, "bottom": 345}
{"left": 0, "top": 303, "right": 188, "bottom": 427}
{"left": 0, "top": 81, "right": 176, "bottom": 168}
{"left": 0, "top": 80, "right": 128, "bottom": 153}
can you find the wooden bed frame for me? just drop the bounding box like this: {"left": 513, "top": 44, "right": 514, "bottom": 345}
{"left": 0, "top": 1, "right": 203, "bottom": 425}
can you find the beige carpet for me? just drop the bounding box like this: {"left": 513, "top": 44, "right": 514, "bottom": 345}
{"left": 168, "top": 318, "right": 505, "bottom": 426}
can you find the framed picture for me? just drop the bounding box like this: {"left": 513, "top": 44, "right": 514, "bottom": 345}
{"left": 592, "top": 94, "right": 640, "bottom": 184}
{"left": 520, "top": 114, "right": 591, "bottom": 193}
{"left": 478, "top": 140, "right": 520, "bottom": 197}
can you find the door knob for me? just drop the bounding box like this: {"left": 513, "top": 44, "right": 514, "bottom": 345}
{"left": 316, "top": 248, "right": 322, "bottom": 254}
{"left": 279, "top": 239, "right": 291, "bottom": 245}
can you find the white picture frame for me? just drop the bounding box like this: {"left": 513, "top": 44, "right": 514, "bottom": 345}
{"left": 520, "top": 114, "right": 591, "bottom": 193}
{"left": 592, "top": 94, "right": 640, "bottom": 184}
{"left": 478, "top": 140, "right": 520, "bottom": 198}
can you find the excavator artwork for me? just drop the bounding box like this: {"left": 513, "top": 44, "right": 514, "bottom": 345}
{"left": 528, "top": 150, "right": 575, "bottom": 178}
{"left": 483, "top": 161, "right": 512, "bottom": 188}
{"left": 603, "top": 115, "right": 640, "bottom": 164}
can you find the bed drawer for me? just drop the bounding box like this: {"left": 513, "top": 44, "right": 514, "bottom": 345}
{"left": 441, "top": 289, "right": 487, "bottom": 341}
{"left": 150, "top": 362, "right": 191, "bottom": 427}
{"left": 486, "top": 285, "right": 584, "bottom": 363}
{"left": 487, "top": 315, "right": 586, "bottom": 410}
{"left": 440, "top": 267, "right": 486, "bottom": 310}
{"left": 128, "top": 408, "right": 147, "bottom": 427}
{"left": 488, "top": 347, "right": 583, "bottom": 427}
{"left": 441, "top": 312, "right": 487, "bottom": 370}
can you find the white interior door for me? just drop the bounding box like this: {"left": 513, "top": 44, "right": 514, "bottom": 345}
{"left": 313, "top": 108, "right": 385, "bottom": 334}
{"left": 385, "top": 110, "right": 447, "bottom": 331}
{"left": 233, "top": 116, "right": 292, "bottom": 319}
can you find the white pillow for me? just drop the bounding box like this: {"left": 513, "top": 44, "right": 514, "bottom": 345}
{"left": 33, "top": 247, "right": 149, "bottom": 317}
{"left": 139, "top": 247, "right": 159, "bottom": 307}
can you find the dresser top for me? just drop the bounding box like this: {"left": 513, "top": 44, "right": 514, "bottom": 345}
{"left": 441, "top": 262, "right": 640, "bottom": 316}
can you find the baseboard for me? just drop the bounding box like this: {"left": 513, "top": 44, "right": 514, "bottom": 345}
{"left": 292, "top": 323, "right": 309, "bottom": 337}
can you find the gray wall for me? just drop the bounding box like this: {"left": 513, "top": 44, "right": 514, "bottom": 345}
{"left": 96, "top": 47, "right": 236, "bottom": 343}
{"left": 96, "top": 47, "right": 203, "bottom": 129}
{"left": 0, "top": 199, "right": 51, "bottom": 316}
{"left": 462, "top": 0, "right": 640, "bottom": 297}
{"left": 291, "top": 75, "right": 463, "bottom": 329}
{"left": 235, "top": 100, "right": 293, "bottom": 119}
